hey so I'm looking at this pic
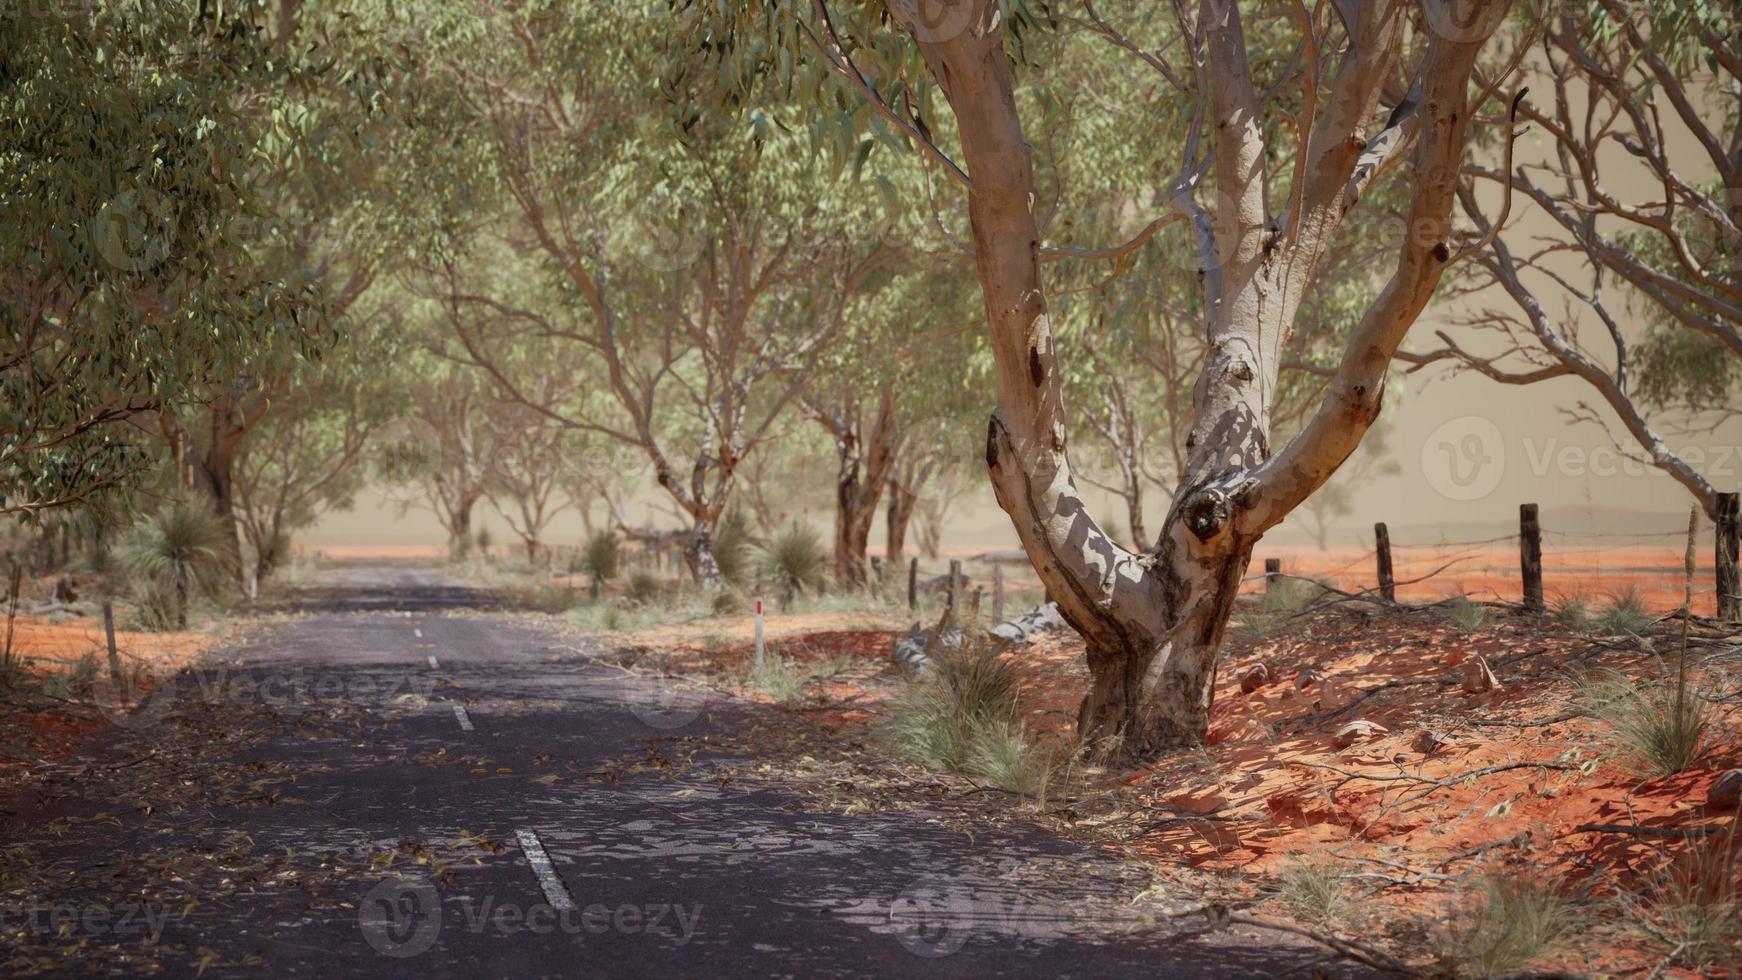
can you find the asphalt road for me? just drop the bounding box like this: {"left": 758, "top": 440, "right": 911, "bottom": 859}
{"left": 1, "top": 567, "right": 1355, "bottom": 978}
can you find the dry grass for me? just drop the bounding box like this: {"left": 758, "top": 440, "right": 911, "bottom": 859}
{"left": 746, "top": 653, "right": 807, "bottom": 703}
{"left": 1443, "top": 873, "right": 1580, "bottom": 978}
{"left": 1580, "top": 667, "right": 1710, "bottom": 777}
{"left": 885, "top": 633, "right": 1047, "bottom": 795}
{"left": 1268, "top": 859, "right": 1352, "bottom": 926}
{"left": 1617, "top": 834, "right": 1742, "bottom": 968}
{"left": 1595, "top": 586, "right": 1656, "bottom": 636}
{"left": 1442, "top": 595, "right": 1492, "bottom": 633}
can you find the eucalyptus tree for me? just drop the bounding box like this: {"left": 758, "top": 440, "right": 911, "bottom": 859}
{"left": 1404, "top": 0, "right": 1740, "bottom": 520}
{"left": 231, "top": 331, "right": 392, "bottom": 584}
{"left": 687, "top": 0, "right": 1525, "bottom": 756}
{"left": 803, "top": 263, "right": 983, "bottom": 584}
{"left": 406, "top": 0, "right": 891, "bottom": 587}
{"left": 486, "top": 403, "right": 576, "bottom": 566}
{"left": 1, "top": 1, "right": 307, "bottom": 519}
{"left": 155, "top": 0, "right": 398, "bottom": 578}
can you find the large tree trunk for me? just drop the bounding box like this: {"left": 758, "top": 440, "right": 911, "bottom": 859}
{"left": 898, "top": 0, "right": 1498, "bottom": 759}
{"left": 683, "top": 522, "right": 723, "bottom": 589}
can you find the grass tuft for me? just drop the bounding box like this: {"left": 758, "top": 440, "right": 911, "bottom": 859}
{"left": 746, "top": 653, "right": 807, "bottom": 703}
{"left": 763, "top": 523, "right": 828, "bottom": 598}
{"left": 1595, "top": 586, "right": 1655, "bottom": 635}
{"left": 1445, "top": 873, "right": 1579, "bottom": 977}
{"left": 712, "top": 510, "right": 754, "bottom": 586}
{"left": 1443, "top": 596, "right": 1491, "bottom": 633}
{"left": 1617, "top": 833, "right": 1742, "bottom": 968}
{"left": 581, "top": 530, "right": 620, "bottom": 582}
{"left": 1270, "top": 859, "right": 1351, "bottom": 925}
{"left": 885, "top": 631, "right": 1045, "bottom": 795}
{"left": 626, "top": 571, "right": 662, "bottom": 605}
{"left": 1550, "top": 590, "right": 1592, "bottom": 629}
{"left": 1580, "top": 668, "right": 1709, "bottom": 777}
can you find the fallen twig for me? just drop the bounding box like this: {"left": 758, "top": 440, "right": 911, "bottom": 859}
{"left": 1572, "top": 822, "right": 1726, "bottom": 841}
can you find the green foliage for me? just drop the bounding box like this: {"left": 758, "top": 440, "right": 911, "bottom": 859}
{"left": 712, "top": 510, "right": 753, "bottom": 586}
{"left": 1445, "top": 874, "right": 1579, "bottom": 977}
{"left": 1595, "top": 587, "right": 1655, "bottom": 636}
{"left": 583, "top": 531, "right": 622, "bottom": 582}
{"left": 886, "top": 634, "right": 1042, "bottom": 794}
{"left": 763, "top": 524, "right": 828, "bottom": 596}
{"left": 1, "top": 1, "right": 328, "bottom": 518}
{"left": 1581, "top": 669, "right": 1710, "bottom": 777}
{"left": 122, "top": 503, "right": 229, "bottom": 629}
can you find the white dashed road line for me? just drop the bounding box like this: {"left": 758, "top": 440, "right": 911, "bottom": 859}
{"left": 427, "top": 654, "right": 440, "bottom": 669}
{"left": 515, "top": 829, "right": 575, "bottom": 910}
{"left": 415, "top": 628, "right": 423, "bottom": 638}
{"left": 451, "top": 704, "right": 474, "bottom": 732}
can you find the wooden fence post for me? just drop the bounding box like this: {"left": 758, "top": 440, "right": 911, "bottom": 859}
{"left": 1718, "top": 491, "right": 1740, "bottom": 622}
{"left": 1264, "top": 558, "right": 1282, "bottom": 591}
{"left": 1520, "top": 503, "right": 1543, "bottom": 612}
{"left": 992, "top": 564, "right": 1005, "bottom": 623}
{"left": 103, "top": 600, "right": 121, "bottom": 684}
{"left": 947, "top": 560, "right": 962, "bottom": 613}
{"left": 907, "top": 557, "right": 918, "bottom": 612}
{"left": 1374, "top": 522, "right": 1395, "bottom": 602}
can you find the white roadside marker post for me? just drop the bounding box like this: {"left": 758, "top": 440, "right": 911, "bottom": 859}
{"left": 754, "top": 598, "right": 766, "bottom": 670}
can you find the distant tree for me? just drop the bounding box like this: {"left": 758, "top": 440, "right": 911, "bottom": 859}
{"left": 231, "top": 335, "right": 389, "bottom": 585}
{"left": 486, "top": 403, "right": 574, "bottom": 566}
{"left": 1403, "top": 0, "right": 1740, "bottom": 519}
{"left": 406, "top": 1, "right": 891, "bottom": 587}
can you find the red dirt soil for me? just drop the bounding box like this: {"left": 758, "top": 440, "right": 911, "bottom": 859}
{"left": 644, "top": 602, "right": 1742, "bottom": 974}
{"left": 1, "top": 613, "right": 213, "bottom": 770}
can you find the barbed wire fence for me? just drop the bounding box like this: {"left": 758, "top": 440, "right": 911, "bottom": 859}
{"left": 1255, "top": 493, "right": 1741, "bottom": 623}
